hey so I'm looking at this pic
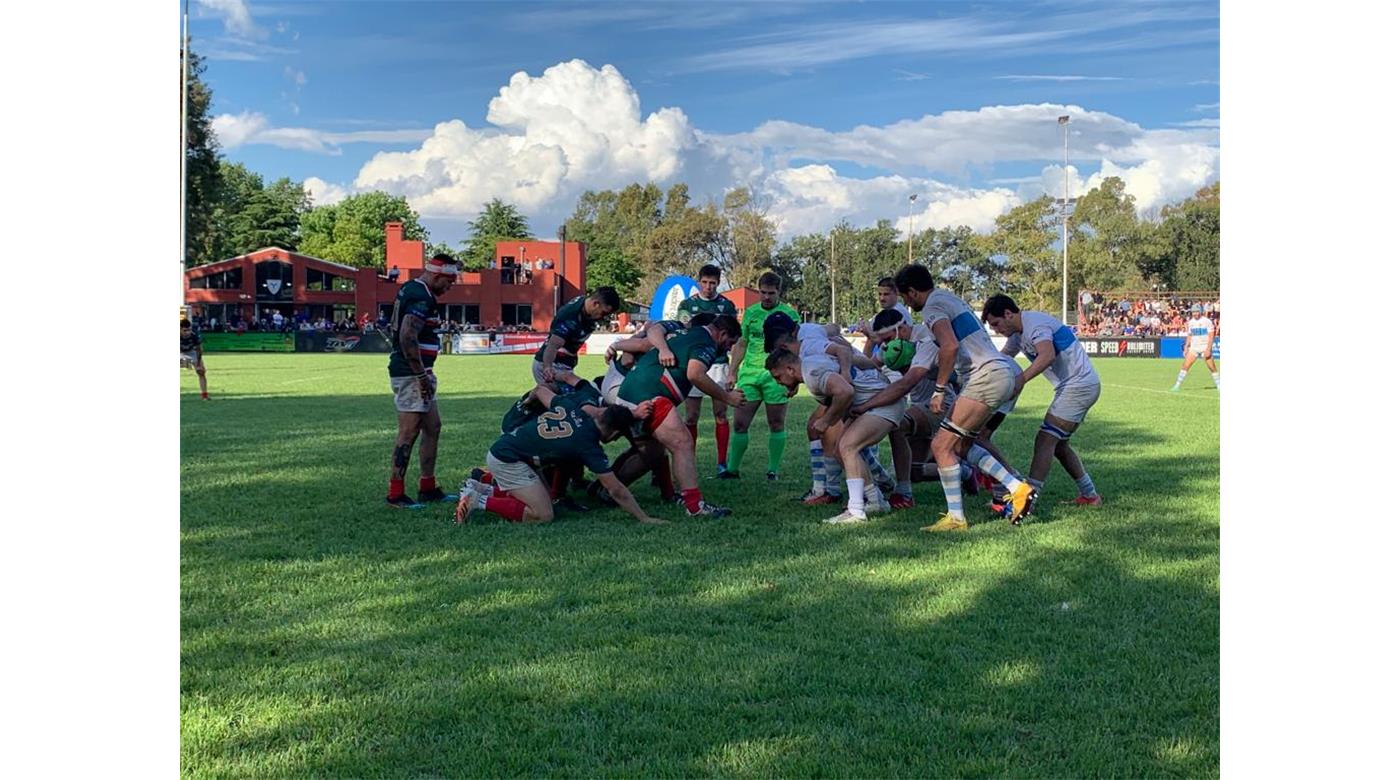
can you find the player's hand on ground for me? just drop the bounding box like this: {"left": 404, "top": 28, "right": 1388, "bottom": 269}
{"left": 454, "top": 495, "right": 470, "bottom": 524}
{"left": 640, "top": 515, "right": 668, "bottom": 525}
{"left": 659, "top": 347, "right": 676, "bottom": 367}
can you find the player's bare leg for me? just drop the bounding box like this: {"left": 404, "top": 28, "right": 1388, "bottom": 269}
{"left": 829, "top": 414, "right": 896, "bottom": 522}
{"left": 1032, "top": 414, "right": 1101, "bottom": 506}
{"left": 195, "top": 361, "right": 209, "bottom": 398}
{"left": 387, "top": 412, "right": 424, "bottom": 507}
{"left": 1172, "top": 351, "right": 1198, "bottom": 391}
{"left": 656, "top": 408, "right": 729, "bottom": 516}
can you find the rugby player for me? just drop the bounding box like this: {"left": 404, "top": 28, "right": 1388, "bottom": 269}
{"left": 983, "top": 295, "right": 1103, "bottom": 506}
{"left": 456, "top": 386, "right": 665, "bottom": 525}
{"left": 765, "top": 322, "right": 904, "bottom": 524}
{"left": 384, "top": 254, "right": 460, "bottom": 509}
{"left": 180, "top": 319, "right": 209, "bottom": 400}
{"left": 534, "top": 286, "right": 621, "bottom": 391}
{"left": 860, "top": 276, "right": 914, "bottom": 369}
{"left": 1171, "top": 304, "right": 1220, "bottom": 391}
{"left": 615, "top": 315, "right": 745, "bottom": 517}
{"left": 723, "top": 272, "right": 801, "bottom": 480}
{"left": 894, "top": 264, "right": 1036, "bottom": 530}
{"left": 675, "top": 265, "right": 740, "bottom": 473}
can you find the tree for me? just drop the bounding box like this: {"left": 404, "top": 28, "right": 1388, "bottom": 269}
{"left": 983, "top": 196, "right": 1061, "bottom": 311}
{"left": 184, "top": 46, "right": 223, "bottom": 266}
{"left": 299, "top": 192, "right": 427, "bottom": 268}
{"left": 1067, "top": 177, "right": 1149, "bottom": 293}
{"left": 1153, "top": 182, "right": 1220, "bottom": 290}
{"left": 719, "top": 187, "right": 777, "bottom": 289}
{"left": 461, "top": 198, "right": 531, "bottom": 270}
{"left": 212, "top": 162, "right": 310, "bottom": 257}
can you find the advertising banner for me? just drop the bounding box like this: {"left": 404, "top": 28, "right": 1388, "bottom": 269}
{"left": 295, "top": 331, "right": 395, "bottom": 353}
{"left": 1159, "top": 336, "right": 1221, "bottom": 360}
{"left": 649, "top": 275, "right": 699, "bottom": 322}
{"left": 450, "top": 332, "right": 551, "bottom": 355}
{"left": 1078, "top": 337, "right": 1160, "bottom": 358}
{"left": 200, "top": 332, "right": 296, "bottom": 353}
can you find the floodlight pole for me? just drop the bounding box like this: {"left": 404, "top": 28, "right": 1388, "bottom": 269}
{"left": 180, "top": 0, "right": 189, "bottom": 289}
{"left": 907, "top": 193, "right": 917, "bottom": 262}
{"left": 1059, "top": 115, "right": 1070, "bottom": 323}
{"left": 829, "top": 228, "right": 836, "bottom": 323}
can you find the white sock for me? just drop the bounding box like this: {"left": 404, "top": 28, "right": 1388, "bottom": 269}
{"left": 968, "top": 443, "right": 1022, "bottom": 493}
{"left": 846, "top": 478, "right": 866, "bottom": 515}
{"left": 1211, "top": 371, "right": 1220, "bottom": 388}
{"left": 1173, "top": 369, "right": 1187, "bottom": 387}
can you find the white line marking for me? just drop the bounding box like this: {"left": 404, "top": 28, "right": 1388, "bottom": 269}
{"left": 1101, "top": 382, "right": 1219, "bottom": 399}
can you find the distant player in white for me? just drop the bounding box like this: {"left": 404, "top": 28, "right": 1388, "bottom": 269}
{"left": 1171, "top": 304, "right": 1220, "bottom": 391}
{"left": 982, "top": 295, "right": 1103, "bottom": 507}
{"left": 894, "top": 264, "right": 1036, "bottom": 531}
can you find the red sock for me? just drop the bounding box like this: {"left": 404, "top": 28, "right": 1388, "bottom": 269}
{"left": 419, "top": 476, "right": 436, "bottom": 492}
{"left": 485, "top": 494, "right": 528, "bottom": 522}
{"left": 715, "top": 419, "right": 730, "bottom": 468}
{"left": 686, "top": 422, "right": 699, "bottom": 444}
{"left": 201, "top": 392, "right": 209, "bottom": 399}
{"left": 479, "top": 470, "right": 495, "bottom": 486}
{"left": 682, "top": 488, "right": 702, "bottom": 513}
{"left": 548, "top": 468, "right": 564, "bottom": 499}
{"left": 655, "top": 464, "right": 675, "bottom": 500}
{"left": 388, "top": 478, "right": 405, "bottom": 499}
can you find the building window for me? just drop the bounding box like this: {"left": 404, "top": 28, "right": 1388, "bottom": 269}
{"left": 501, "top": 303, "right": 532, "bottom": 328}
{"left": 444, "top": 304, "right": 481, "bottom": 325}
{"left": 306, "top": 269, "right": 356, "bottom": 292}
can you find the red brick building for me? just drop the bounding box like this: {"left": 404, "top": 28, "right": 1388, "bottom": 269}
{"left": 184, "top": 223, "right": 588, "bottom": 332}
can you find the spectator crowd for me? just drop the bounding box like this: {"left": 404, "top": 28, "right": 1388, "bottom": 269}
{"left": 1076, "top": 292, "right": 1220, "bottom": 338}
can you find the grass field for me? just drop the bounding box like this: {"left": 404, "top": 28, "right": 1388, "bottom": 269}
{"left": 181, "top": 353, "right": 1219, "bottom": 777}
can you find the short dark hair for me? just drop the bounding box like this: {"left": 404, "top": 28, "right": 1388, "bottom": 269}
{"left": 697, "top": 264, "right": 722, "bottom": 281}
{"left": 764, "top": 347, "right": 800, "bottom": 372}
{"left": 180, "top": 318, "right": 192, "bottom": 328}
{"left": 710, "top": 313, "right": 740, "bottom": 340}
{"left": 876, "top": 276, "right": 896, "bottom": 291}
{"left": 981, "top": 294, "right": 1020, "bottom": 321}
{"left": 591, "top": 286, "right": 621, "bottom": 310}
{"left": 599, "top": 405, "right": 636, "bottom": 437}
{"left": 689, "top": 312, "right": 717, "bottom": 328}
{"left": 762, "top": 311, "right": 798, "bottom": 352}
{"left": 871, "top": 308, "right": 904, "bottom": 332}
{"left": 757, "top": 271, "right": 783, "bottom": 291}
{"left": 893, "top": 264, "right": 934, "bottom": 294}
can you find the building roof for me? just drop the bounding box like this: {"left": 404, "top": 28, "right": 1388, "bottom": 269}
{"left": 186, "top": 248, "right": 361, "bottom": 275}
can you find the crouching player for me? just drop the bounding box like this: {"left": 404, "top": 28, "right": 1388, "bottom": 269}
{"left": 982, "top": 295, "right": 1103, "bottom": 506}
{"left": 456, "top": 385, "right": 664, "bottom": 525}
{"left": 614, "top": 315, "right": 745, "bottom": 518}
{"left": 765, "top": 320, "right": 906, "bottom": 524}
{"left": 895, "top": 264, "right": 1036, "bottom": 530}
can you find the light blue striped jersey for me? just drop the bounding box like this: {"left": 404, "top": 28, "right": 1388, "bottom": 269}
{"left": 1005, "top": 310, "right": 1098, "bottom": 389}
{"left": 918, "top": 289, "right": 1014, "bottom": 379}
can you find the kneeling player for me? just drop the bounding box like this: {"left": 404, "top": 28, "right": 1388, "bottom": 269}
{"left": 983, "top": 295, "right": 1103, "bottom": 506}
{"left": 456, "top": 386, "right": 664, "bottom": 525}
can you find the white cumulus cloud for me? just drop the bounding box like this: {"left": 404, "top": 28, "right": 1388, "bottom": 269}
{"left": 303, "top": 177, "right": 348, "bottom": 207}
{"left": 294, "top": 61, "right": 1217, "bottom": 237}
{"left": 195, "top": 0, "right": 264, "bottom": 40}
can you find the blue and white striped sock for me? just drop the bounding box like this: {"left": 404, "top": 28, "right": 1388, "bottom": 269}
{"left": 938, "top": 465, "right": 965, "bottom": 520}
{"left": 809, "top": 440, "right": 825, "bottom": 494}
{"left": 824, "top": 456, "right": 844, "bottom": 496}
{"left": 860, "top": 446, "right": 891, "bottom": 485}
{"left": 1173, "top": 369, "right": 1187, "bottom": 388}
{"left": 1075, "top": 473, "right": 1097, "bottom": 498}
{"left": 968, "top": 443, "right": 1023, "bottom": 493}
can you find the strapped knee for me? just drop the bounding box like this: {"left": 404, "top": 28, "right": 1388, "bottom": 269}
{"left": 939, "top": 418, "right": 978, "bottom": 440}
{"left": 1039, "top": 421, "right": 1072, "bottom": 440}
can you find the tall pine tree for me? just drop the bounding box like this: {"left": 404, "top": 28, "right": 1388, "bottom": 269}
{"left": 184, "top": 45, "right": 223, "bottom": 266}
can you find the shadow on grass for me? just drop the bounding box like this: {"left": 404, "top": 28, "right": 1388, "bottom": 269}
{"left": 182, "top": 391, "right": 1219, "bottom": 777}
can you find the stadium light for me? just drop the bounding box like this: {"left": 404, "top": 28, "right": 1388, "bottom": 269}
{"left": 907, "top": 193, "right": 918, "bottom": 262}
{"left": 1059, "top": 115, "right": 1071, "bottom": 323}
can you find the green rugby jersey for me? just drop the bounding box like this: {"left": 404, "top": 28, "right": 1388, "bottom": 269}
{"left": 489, "top": 393, "right": 612, "bottom": 475}
{"left": 737, "top": 301, "right": 799, "bottom": 371}
{"left": 618, "top": 326, "right": 719, "bottom": 404}
{"left": 676, "top": 293, "right": 738, "bottom": 364}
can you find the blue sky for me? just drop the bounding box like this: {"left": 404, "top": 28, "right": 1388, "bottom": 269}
{"left": 193, "top": 0, "right": 1220, "bottom": 247}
